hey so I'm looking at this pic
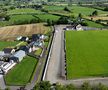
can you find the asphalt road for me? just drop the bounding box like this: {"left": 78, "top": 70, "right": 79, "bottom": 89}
{"left": 45, "top": 25, "right": 66, "bottom": 83}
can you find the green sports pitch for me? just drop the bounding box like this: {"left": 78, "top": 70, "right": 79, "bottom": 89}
{"left": 65, "top": 30, "right": 108, "bottom": 79}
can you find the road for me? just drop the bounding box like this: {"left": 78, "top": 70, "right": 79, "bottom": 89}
{"left": 45, "top": 25, "right": 108, "bottom": 86}
{"left": 0, "top": 75, "right": 6, "bottom": 89}
{"left": 45, "top": 25, "right": 66, "bottom": 83}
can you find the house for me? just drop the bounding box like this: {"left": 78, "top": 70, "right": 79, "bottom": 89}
{"left": 0, "top": 51, "right": 11, "bottom": 61}
{"left": 3, "top": 48, "right": 15, "bottom": 55}
{"left": 0, "top": 51, "right": 5, "bottom": 60}
{"left": 0, "top": 61, "right": 16, "bottom": 74}
{"left": 40, "top": 35, "right": 45, "bottom": 40}
{"left": 10, "top": 50, "right": 26, "bottom": 63}
{"left": 19, "top": 46, "right": 32, "bottom": 53}
{"left": 76, "top": 24, "right": 83, "bottom": 31}
{"left": 65, "top": 24, "right": 83, "bottom": 31}
{"left": 32, "top": 34, "right": 40, "bottom": 41}
{"left": 20, "top": 37, "right": 29, "bottom": 42}
{"left": 0, "top": 61, "right": 4, "bottom": 74}
{"left": 16, "top": 36, "right": 22, "bottom": 41}
{"left": 33, "top": 40, "right": 44, "bottom": 47}
{"left": 16, "top": 36, "right": 29, "bottom": 41}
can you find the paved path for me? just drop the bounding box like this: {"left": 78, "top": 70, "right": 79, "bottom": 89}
{"left": 0, "top": 75, "right": 6, "bottom": 89}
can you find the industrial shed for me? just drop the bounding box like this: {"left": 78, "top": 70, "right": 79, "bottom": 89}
{"left": 10, "top": 50, "right": 26, "bottom": 63}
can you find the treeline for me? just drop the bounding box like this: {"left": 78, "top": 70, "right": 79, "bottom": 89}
{"left": 33, "top": 81, "right": 108, "bottom": 90}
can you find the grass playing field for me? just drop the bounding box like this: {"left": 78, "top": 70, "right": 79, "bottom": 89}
{"left": 66, "top": 30, "right": 108, "bottom": 79}
{"left": 5, "top": 56, "right": 37, "bottom": 85}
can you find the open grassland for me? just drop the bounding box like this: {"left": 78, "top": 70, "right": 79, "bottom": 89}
{"left": 0, "top": 41, "right": 19, "bottom": 50}
{"left": 68, "top": 5, "right": 108, "bottom": 16}
{"left": 5, "top": 56, "right": 37, "bottom": 85}
{"left": 66, "top": 30, "right": 108, "bottom": 79}
{"left": 0, "top": 23, "right": 50, "bottom": 41}
{"left": 85, "top": 20, "right": 105, "bottom": 28}
{"left": 43, "top": 5, "right": 108, "bottom": 17}
{"left": 44, "top": 5, "right": 71, "bottom": 16}
{"left": 44, "top": 5, "right": 65, "bottom": 11}
{"left": 9, "top": 15, "right": 39, "bottom": 24}
{"left": 35, "top": 14, "right": 60, "bottom": 21}
{"left": 8, "top": 8, "right": 42, "bottom": 15}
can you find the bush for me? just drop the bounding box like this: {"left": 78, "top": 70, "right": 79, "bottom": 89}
{"left": 57, "top": 16, "right": 68, "bottom": 24}
{"left": 33, "top": 81, "right": 51, "bottom": 90}
{"left": 64, "top": 7, "right": 71, "bottom": 12}
{"left": 96, "top": 19, "right": 101, "bottom": 23}
{"left": 92, "top": 10, "right": 98, "bottom": 16}
{"left": 80, "top": 22, "right": 88, "bottom": 26}
{"left": 104, "top": 7, "right": 108, "bottom": 11}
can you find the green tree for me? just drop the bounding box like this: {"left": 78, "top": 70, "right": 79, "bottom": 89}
{"left": 104, "top": 7, "right": 108, "bottom": 11}
{"left": 54, "top": 83, "right": 63, "bottom": 90}
{"left": 97, "top": 83, "right": 108, "bottom": 90}
{"left": 65, "top": 84, "right": 76, "bottom": 90}
{"left": 92, "top": 10, "right": 98, "bottom": 16}
{"left": 64, "top": 7, "right": 71, "bottom": 12}
{"left": 33, "top": 81, "right": 51, "bottom": 90}
{"left": 78, "top": 13, "right": 83, "bottom": 19}
{"left": 5, "top": 87, "right": 10, "bottom": 90}
{"left": 47, "top": 19, "right": 52, "bottom": 26}
{"left": 57, "top": 16, "right": 68, "bottom": 24}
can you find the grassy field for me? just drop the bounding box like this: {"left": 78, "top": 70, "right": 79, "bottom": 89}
{"left": 44, "top": 5, "right": 65, "bottom": 11}
{"left": 66, "top": 30, "right": 108, "bottom": 79}
{"left": 0, "top": 41, "right": 19, "bottom": 50}
{"left": 9, "top": 15, "right": 38, "bottom": 24}
{"left": 8, "top": 8, "right": 42, "bottom": 15}
{"left": 35, "top": 14, "right": 60, "bottom": 21}
{"left": 85, "top": 20, "right": 105, "bottom": 28}
{"left": 5, "top": 56, "right": 37, "bottom": 85}
{"left": 68, "top": 5, "right": 108, "bottom": 16}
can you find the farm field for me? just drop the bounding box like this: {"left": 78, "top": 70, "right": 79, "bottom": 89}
{"left": 0, "top": 41, "right": 19, "bottom": 50}
{"left": 8, "top": 8, "right": 42, "bottom": 15}
{"left": 35, "top": 14, "right": 60, "bottom": 21}
{"left": 9, "top": 15, "right": 39, "bottom": 25}
{"left": 68, "top": 5, "right": 108, "bottom": 16}
{"left": 0, "top": 23, "right": 50, "bottom": 41}
{"left": 44, "top": 5, "right": 65, "bottom": 11}
{"left": 44, "top": 5, "right": 108, "bottom": 17}
{"left": 66, "top": 30, "right": 108, "bottom": 79}
{"left": 5, "top": 56, "right": 37, "bottom": 85}
{"left": 85, "top": 20, "right": 105, "bottom": 28}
